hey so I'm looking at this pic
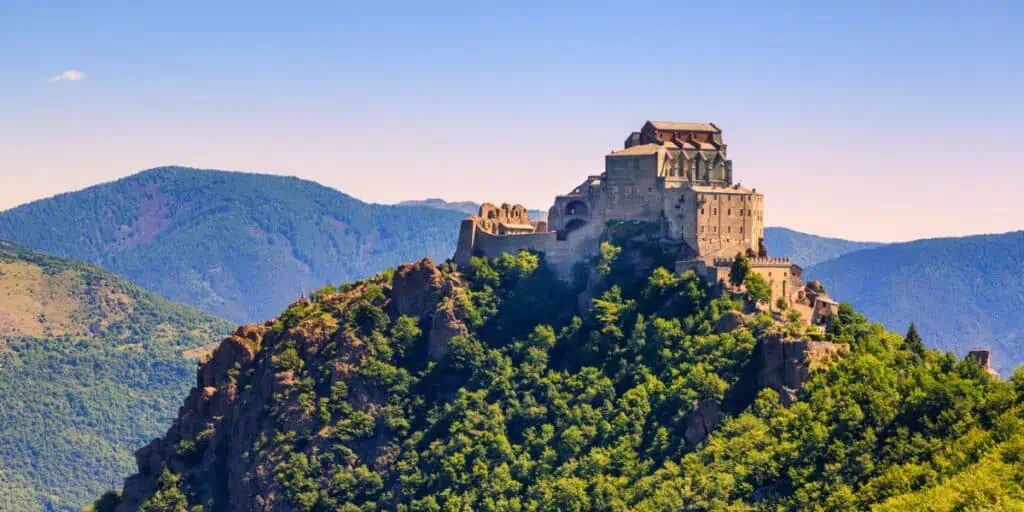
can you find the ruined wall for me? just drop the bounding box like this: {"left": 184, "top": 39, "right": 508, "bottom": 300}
{"left": 476, "top": 203, "right": 535, "bottom": 233}
{"left": 454, "top": 218, "right": 603, "bottom": 280}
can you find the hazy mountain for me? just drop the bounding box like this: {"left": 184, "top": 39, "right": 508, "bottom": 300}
{"left": 398, "top": 198, "right": 547, "bottom": 220}
{"left": 763, "top": 226, "right": 883, "bottom": 267}
{"left": 0, "top": 167, "right": 466, "bottom": 324}
{"left": 0, "top": 240, "right": 231, "bottom": 511}
{"left": 807, "top": 231, "right": 1024, "bottom": 374}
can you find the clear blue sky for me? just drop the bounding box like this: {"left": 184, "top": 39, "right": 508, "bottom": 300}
{"left": 2, "top": 1, "right": 1021, "bottom": 241}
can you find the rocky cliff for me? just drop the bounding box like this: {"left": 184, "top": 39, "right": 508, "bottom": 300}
{"left": 94, "top": 245, "right": 1020, "bottom": 511}
{"left": 116, "top": 259, "right": 470, "bottom": 511}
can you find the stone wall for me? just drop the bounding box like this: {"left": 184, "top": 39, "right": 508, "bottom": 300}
{"left": 695, "top": 189, "right": 763, "bottom": 259}
{"left": 453, "top": 215, "right": 604, "bottom": 279}
{"left": 603, "top": 154, "right": 664, "bottom": 222}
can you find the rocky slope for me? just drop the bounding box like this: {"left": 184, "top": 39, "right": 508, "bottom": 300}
{"left": 96, "top": 242, "right": 1024, "bottom": 510}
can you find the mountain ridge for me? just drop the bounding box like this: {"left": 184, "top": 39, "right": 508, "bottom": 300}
{"left": 806, "top": 229, "right": 1024, "bottom": 373}
{"left": 762, "top": 226, "right": 884, "bottom": 267}
{"left": 0, "top": 167, "right": 466, "bottom": 324}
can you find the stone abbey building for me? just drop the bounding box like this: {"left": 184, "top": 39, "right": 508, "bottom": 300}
{"left": 454, "top": 120, "right": 809, "bottom": 305}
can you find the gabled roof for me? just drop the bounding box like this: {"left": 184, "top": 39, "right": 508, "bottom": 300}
{"left": 647, "top": 121, "right": 720, "bottom": 133}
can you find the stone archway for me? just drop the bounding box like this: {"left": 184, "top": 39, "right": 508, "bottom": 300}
{"left": 565, "top": 200, "right": 589, "bottom": 218}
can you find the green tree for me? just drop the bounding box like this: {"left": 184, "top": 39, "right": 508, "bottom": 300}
{"left": 744, "top": 272, "right": 772, "bottom": 306}
{"left": 904, "top": 323, "right": 925, "bottom": 358}
{"left": 729, "top": 252, "right": 752, "bottom": 287}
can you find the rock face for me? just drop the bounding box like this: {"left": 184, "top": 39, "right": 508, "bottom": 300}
{"left": 391, "top": 258, "right": 445, "bottom": 318}
{"left": 713, "top": 311, "right": 745, "bottom": 333}
{"left": 679, "top": 335, "right": 846, "bottom": 447}
{"left": 391, "top": 258, "right": 468, "bottom": 361}
{"left": 116, "top": 259, "right": 469, "bottom": 511}
{"left": 683, "top": 400, "right": 722, "bottom": 445}
{"left": 755, "top": 336, "right": 845, "bottom": 405}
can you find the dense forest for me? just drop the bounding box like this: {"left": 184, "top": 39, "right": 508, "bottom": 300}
{"left": 0, "top": 167, "right": 466, "bottom": 323}
{"left": 0, "top": 241, "right": 232, "bottom": 511}
{"left": 807, "top": 231, "right": 1024, "bottom": 374}
{"left": 92, "top": 235, "right": 1024, "bottom": 511}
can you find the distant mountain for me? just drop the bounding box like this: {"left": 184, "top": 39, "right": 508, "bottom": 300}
{"left": 0, "top": 240, "right": 231, "bottom": 511}
{"left": 398, "top": 198, "right": 547, "bottom": 220}
{"left": 763, "top": 226, "right": 883, "bottom": 267}
{"left": 807, "top": 231, "right": 1024, "bottom": 374}
{"left": 0, "top": 167, "right": 466, "bottom": 323}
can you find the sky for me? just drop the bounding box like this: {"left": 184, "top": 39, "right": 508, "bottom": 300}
{"left": 1, "top": 1, "right": 1022, "bottom": 242}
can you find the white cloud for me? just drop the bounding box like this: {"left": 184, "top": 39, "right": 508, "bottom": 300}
{"left": 48, "top": 70, "right": 86, "bottom": 82}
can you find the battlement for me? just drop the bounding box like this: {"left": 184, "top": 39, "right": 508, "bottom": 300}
{"left": 712, "top": 256, "right": 794, "bottom": 267}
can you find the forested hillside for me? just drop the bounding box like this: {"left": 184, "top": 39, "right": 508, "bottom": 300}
{"left": 0, "top": 241, "right": 232, "bottom": 511}
{"left": 0, "top": 167, "right": 466, "bottom": 323}
{"left": 807, "top": 231, "right": 1024, "bottom": 374}
{"left": 763, "top": 226, "right": 883, "bottom": 267}
{"left": 94, "top": 237, "right": 1024, "bottom": 511}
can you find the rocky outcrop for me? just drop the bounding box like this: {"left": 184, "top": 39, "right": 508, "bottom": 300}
{"left": 683, "top": 400, "right": 723, "bottom": 445}
{"left": 115, "top": 260, "right": 472, "bottom": 511}
{"left": 118, "top": 323, "right": 272, "bottom": 511}
{"left": 391, "top": 258, "right": 468, "bottom": 361}
{"left": 428, "top": 297, "right": 467, "bottom": 360}
{"left": 391, "top": 258, "right": 445, "bottom": 318}
{"left": 755, "top": 336, "right": 846, "bottom": 405}
{"left": 714, "top": 312, "right": 745, "bottom": 333}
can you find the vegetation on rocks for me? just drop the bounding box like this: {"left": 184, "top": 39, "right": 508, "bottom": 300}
{"left": 93, "top": 242, "right": 1024, "bottom": 511}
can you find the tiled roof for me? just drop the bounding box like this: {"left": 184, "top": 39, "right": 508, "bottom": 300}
{"left": 607, "top": 143, "right": 662, "bottom": 157}
{"left": 648, "top": 121, "right": 719, "bottom": 132}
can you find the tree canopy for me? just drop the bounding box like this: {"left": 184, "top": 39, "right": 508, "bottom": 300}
{"left": 93, "top": 243, "right": 1024, "bottom": 511}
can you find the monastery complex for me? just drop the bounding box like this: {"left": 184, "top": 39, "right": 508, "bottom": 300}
{"left": 453, "top": 121, "right": 834, "bottom": 317}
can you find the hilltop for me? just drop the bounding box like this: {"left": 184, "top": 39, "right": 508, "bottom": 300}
{"left": 92, "top": 240, "right": 1024, "bottom": 511}
{"left": 0, "top": 240, "right": 232, "bottom": 511}
{"left": 0, "top": 167, "right": 466, "bottom": 324}
{"left": 807, "top": 231, "right": 1024, "bottom": 374}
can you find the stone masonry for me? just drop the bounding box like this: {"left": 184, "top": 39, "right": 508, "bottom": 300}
{"left": 453, "top": 120, "right": 802, "bottom": 297}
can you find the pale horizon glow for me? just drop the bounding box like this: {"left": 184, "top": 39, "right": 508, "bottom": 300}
{"left": 2, "top": 2, "right": 1022, "bottom": 243}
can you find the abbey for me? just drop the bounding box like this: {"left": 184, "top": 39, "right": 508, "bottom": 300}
{"left": 454, "top": 120, "right": 807, "bottom": 304}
